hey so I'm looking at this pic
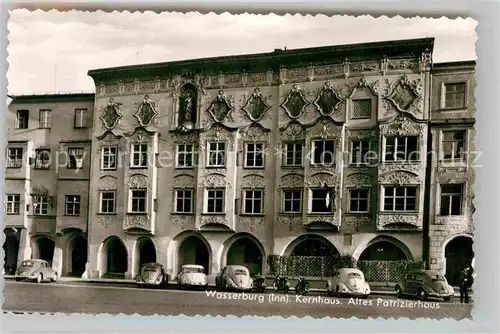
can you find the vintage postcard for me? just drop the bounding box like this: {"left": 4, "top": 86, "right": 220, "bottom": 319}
{"left": 2, "top": 10, "right": 477, "bottom": 321}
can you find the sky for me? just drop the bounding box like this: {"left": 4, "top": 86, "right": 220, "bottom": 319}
{"left": 7, "top": 10, "right": 477, "bottom": 95}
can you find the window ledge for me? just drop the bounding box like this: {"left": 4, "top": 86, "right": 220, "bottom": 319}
{"left": 281, "top": 165, "right": 304, "bottom": 169}
{"left": 308, "top": 212, "right": 334, "bottom": 215}
{"left": 175, "top": 166, "right": 195, "bottom": 170}
{"left": 436, "top": 107, "right": 468, "bottom": 112}
{"left": 5, "top": 213, "right": 20, "bottom": 216}
{"left": 239, "top": 213, "right": 265, "bottom": 217}
{"left": 279, "top": 212, "right": 302, "bottom": 215}
{"left": 242, "top": 166, "right": 265, "bottom": 170}
{"left": 126, "top": 212, "right": 148, "bottom": 216}
{"left": 379, "top": 211, "right": 419, "bottom": 215}
{"left": 381, "top": 161, "right": 421, "bottom": 164}
{"left": 345, "top": 212, "right": 370, "bottom": 215}
{"left": 130, "top": 166, "right": 149, "bottom": 170}
{"left": 63, "top": 214, "right": 81, "bottom": 217}
{"left": 171, "top": 212, "right": 195, "bottom": 216}
{"left": 97, "top": 213, "right": 117, "bottom": 216}
{"left": 206, "top": 166, "right": 226, "bottom": 169}
{"left": 101, "top": 168, "right": 118, "bottom": 171}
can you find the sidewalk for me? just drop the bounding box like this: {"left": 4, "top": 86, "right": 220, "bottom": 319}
{"left": 3, "top": 274, "right": 472, "bottom": 298}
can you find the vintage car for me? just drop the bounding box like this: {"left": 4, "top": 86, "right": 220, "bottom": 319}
{"left": 176, "top": 264, "right": 208, "bottom": 289}
{"left": 15, "top": 259, "right": 58, "bottom": 283}
{"left": 395, "top": 269, "right": 455, "bottom": 302}
{"left": 326, "top": 268, "right": 371, "bottom": 298}
{"left": 215, "top": 265, "right": 253, "bottom": 292}
{"left": 135, "top": 262, "right": 169, "bottom": 288}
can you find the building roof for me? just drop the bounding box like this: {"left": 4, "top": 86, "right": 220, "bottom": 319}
{"left": 88, "top": 37, "right": 435, "bottom": 82}
{"left": 432, "top": 60, "right": 476, "bottom": 73}
{"left": 8, "top": 92, "right": 95, "bottom": 104}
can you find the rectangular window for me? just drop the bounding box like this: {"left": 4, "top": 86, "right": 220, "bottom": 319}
{"left": 174, "top": 189, "right": 194, "bottom": 213}
{"left": 100, "top": 191, "right": 116, "bottom": 214}
{"left": 243, "top": 189, "right": 263, "bottom": 214}
{"left": 130, "top": 189, "right": 147, "bottom": 213}
{"left": 34, "top": 149, "right": 51, "bottom": 169}
{"left": 310, "top": 188, "right": 333, "bottom": 213}
{"left": 176, "top": 144, "right": 195, "bottom": 168}
{"left": 39, "top": 109, "right": 52, "bottom": 128}
{"left": 283, "top": 142, "right": 303, "bottom": 167}
{"left": 131, "top": 143, "right": 148, "bottom": 168}
{"left": 16, "top": 110, "right": 29, "bottom": 129}
{"left": 5, "top": 194, "right": 20, "bottom": 215}
{"left": 65, "top": 195, "right": 81, "bottom": 216}
{"left": 351, "top": 139, "right": 371, "bottom": 164}
{"left": 385, "top": 136, "right": 419, "bottom": 162}
{"left": 442, "top": 130, "right": 466, "bottom": 161}
{"left": 351, "top": 99, "right": 372, "bottom": 119}
{"left": 67, "top": 147, "right": 85, "bottom": 169}
{"left": 282, "top": 189, "right": 302, "bottom": 213}
{"left": 207, "top": 142, "right": 226, "bottom": 167}
{"left": 74, "top": 109, "right": 88, "bottom": 128}
{"left": 7, "top": 148, "right": 23, "bottom": 168}
{"left": 33, "top": 195, "right": 49, "bottom": 215}
{"left": 440, "top": 184, "right": 464, "bottom": 216}
{"left": 444, "top": 83, "right": 466, "bottom": 109}
{"left": 101, "top": 146, "right": 117, "bottom": 170}
{"left": 383, "top": 186, "right": 417, "bottom": 211}
{"left": 312, "top": 140, "right": 335, "bottom": 165}
{"left": 205, "top": 188, "right": 225, "bottom": 214}
{"left": 244, "top": 143, "right": 265, "bottom": 168}
{"left": 349, "top": 189, "right": 370, "bottom": 213}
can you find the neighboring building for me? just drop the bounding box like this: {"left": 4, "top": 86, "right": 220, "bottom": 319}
{"left": 3, "top": 39, "right": 476, "bottom": 285}
{"left": 3, "top": 93, "right": 94, "bottom": 276}
{"left": 426, "top": 61, "right": 476, "bottom": 285}
{"left": 84, "top": 38, "right": 436, "bottom": 279}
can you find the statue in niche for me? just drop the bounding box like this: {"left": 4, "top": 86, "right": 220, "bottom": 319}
{"left": 178, "top": 84, "right": 198, "bottom": 132}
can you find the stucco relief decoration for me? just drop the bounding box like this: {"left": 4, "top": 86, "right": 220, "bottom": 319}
{"left": 171, "top": 215, "right": 195, "bottom": 227}
{"left": 381, "top": 114, "right": 424, "bottom": 137}
{"left": 97, "top": 216, "right": 114, "bottom": 228}
{"left": 206, "top": 90, "right": 234, "bottom": 123}
{"left": 174, "top": 174, "right": 196, "bottom": 188}
{"left": 281, "top": 84, "right": 309, "bottom": 119}
{"left": 240, "top": 217, "right": 264, "bottom": 232}
{"left": 242, "top": 88, "right": 271, "bottom": 122}
{"left": 124, "top": 215, "right": 150, "bottom": 229}
{"left": 313, "top": 81, "right": 343, "bottom": 116}
{"left": 202, "top": 124, "right": 235, "bottom": 148}
{"left": 379, "top": 171, "right": 420, "bottom": 185}
{"left": 344, "top": 216, "right": 370, "bottom": 231}
{"left": 202, "top": 174, "right": 230, "bottom": 189}
{"left": 306, "top": 173, "right": 338, "bottom": 188}
{"left": 348, "top": 76, "right": 381, "bottom": 97}
{"left": 309, "top": 118, "right": 341, "bottom": 139}
{"left": 177, "top": 83, "right": 199, "bottom": 133}
{"left": 128, "top": 174, "right": 149, "bottom": 189}
{"left": 385, "top": 75, "right": 422, "bottom": 115}
{"left": 100, "top": 98, "right": 123, "bottom": 130}
{"left": 281, "top": 122, "right": 305, "bottom": 141}
{"left": 201, "top": 215, "right": 229, "bottom": 227}
{"left": 278, "top": 216, "right": 303, "bottom": 231}
{"left": 98, "top": 176, "right": 117, "bottom": 190}
{"left": 242, "top": 174, "right": 266, "bottom": 189}
{"left": 305, "top": 215, "right": 337, "bottom": 227}
{"left": 279, "top": 173, "right": 304, "bottom": 188}
{"left": 345, "top": 173, "right": 373, "bottom": 187}
{"left": 378, "top": 214, "right": 420, "bottom": 229}
{"left": 134, "top": 95, "right": 160, "bottom": 127}
{"left": 241, "top": 124, "right": 267, "bottom": 142}
{"left": 379, "top": 162, "right": 420, "bottom": 174}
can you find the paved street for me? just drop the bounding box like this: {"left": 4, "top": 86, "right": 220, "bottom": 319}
{"left": 3, "top": 280, "right": 472, "bottom": 320}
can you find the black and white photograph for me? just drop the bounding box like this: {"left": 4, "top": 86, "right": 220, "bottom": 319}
{"left": 3, "top": 9, "right": 478, "bottom": 321}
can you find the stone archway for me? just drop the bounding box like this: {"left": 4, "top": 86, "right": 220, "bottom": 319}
{"left": 358, "top": 241, "right": 408, "bottom": 261}
{"left": 137, "top": 237, "right": 157, "bottom": 266}
{"left": 68, "top": 234, "right": 87, "bottom": 277}
{"left": 178, "top": 235, "right": 210, "bottom": 274}
{"left": 99, "top": 236, "right": 128, "bottom": 278}
{"left": 3, "top": 234, "right": 20, "bottom": 275}
{"left": 444, "top": 235, "right": 474, "bottom": 286}
{"left": 284, "top": 234, "right": 339, "bottom": 257}
{"left": 224, "top": 234, "right": 265, "bottom": 276}
{"left": 31, "top": 236, "right": 55, "bottom": 265}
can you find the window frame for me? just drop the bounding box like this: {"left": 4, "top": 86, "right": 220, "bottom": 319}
{"left": 176, "top": 144, "right": 195, "bottom": 168}
{"left": 33, "top": 195, "right": 50, "bottom": 216}
{"left": 382, "top": 186, "right": 418, "bottom": 212}
{"left": 348, "top": 188, "right": 370, "bottom": 213}
{"left": 204, "top": 188, "right": 225, "bottom": 214}
{"left": 74, "top": 108, "right": 88, "bottom": 128}
{"left": 38, "top": 109, "right": 52, "bottom": 129}
{"left": 309, "top": 188, "right": 334, "bottom": 214}
{"left": 351, "top": 98, "right": 372, "bottom": 119}
{"left": 310, "top": 139, "right": 336, "bottom": 166}
{"left": 65, "top": 195, "right": 81, "bottom": 216}
{"left": 129, "top": 188, "right": 148, "bottom": 213}
{"left": 99, "top": 191, "right": 116, "bottom": 214}
{"left": 281, "top": 189, "right": 303, "bottom": 214}
{"left": 439, "top": 184, "right": 465, "bottom": 216}
{"left": 16, "top": 110, "right": 29, "bottom": 129}
{"left": 174, "top": 188, "right": 194, "bottom": 214}
{"left": 443, "top": 82, "right": 467, "bottom": 109}
{"left": 384, "top": 135, "right": 420, "bottom": 162}
{"left": 130, "top": 143, "right": 149, "bottom": 168}
{"left": 5, "top": 194, "right": 20, "bottom": 215}
{"left": 7, "top": 147, "right": 23, "bottom": 168}
{"left": 34, "top": 149, "right": 51, "bottom": 170}
{"left": 243, "top": 142, "right": 265, "bottom": 168}
{"left": 350, "top": 138, "right": 371, "bottom": 165}
{"left": 67, "top": 147, "right": 85, "bottom": 169}
{"left": 206, "top": 141, "right": 226, "bottom": 168}
{"left": 282, "top": 141, "right": 304, "bottom": 167}
{"left": 242, "top": 188, "right": 264, "bottom": 215}
{"left": 441, "top": 130, "right": 467, "bottom": 162}
{"left": 100, "top": 146, "right": 118, "bottom": 170}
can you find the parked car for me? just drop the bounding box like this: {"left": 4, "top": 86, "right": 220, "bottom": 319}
{"left": 135, "top": 262, "right": 169, "bottom": 288}
{"left": 15, "top": 259, "right": 58, "bottom": 283}
{"left": 177, "top": 264, "right": 208, "bottom": 290}
{"left": 326, "top": 268, "right": 371, "bottom": 298}
{"left": 395, "top": 269, "right": 455, "bottom": 302}
{"left": 216, "top": 265, "right": 253, "bottom": 292}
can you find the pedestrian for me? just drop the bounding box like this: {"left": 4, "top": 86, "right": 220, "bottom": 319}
{"left": 459, "top": 265, "right": 471, "bottom": 304}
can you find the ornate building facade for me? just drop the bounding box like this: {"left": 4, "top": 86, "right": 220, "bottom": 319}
{"left": 3, "top": 38, "right": 476, "bottom": 284}
{"left": 84, "top": 38, "right": 437, "bottom": 279}
{"left": 4, "top": 93, "right": 94, "bottom": 276}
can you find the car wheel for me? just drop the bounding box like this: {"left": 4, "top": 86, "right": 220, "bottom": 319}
{"left": 396, "top": 286, "right": 402, "bottom": 298}
{"left": 418, "top": 289, "right": 427, "bottom": 301}
{"left": 443, "top": 296, "right": 451, "bottom": 302}
{"left": 35, "top": 274, "right": 43, "bottom": 283}
{"left": 15, "top": 278, "right": 21, "bottom": 282}
{"left": 51, "top": 272, "right": 58, "bottom": 282}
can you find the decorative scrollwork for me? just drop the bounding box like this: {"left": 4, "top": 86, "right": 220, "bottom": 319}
{"left": 124, "top": 215, "right": 150, "bottom": 229}
{"left": 313, "top": 81, "right": 342, "bottom": 116}
{"left": 134, "top": 95, "right": 159, "bottom": 127}
{"left": 98, "top": 176, "right": 117, "bottom": 190}
{"left": 380, "top": 114, "right": 425, "bottom": 136}
{"left": 378, "top": 171, "right": 420, "bottom": 185}
{"left": 242, "top": 88, "right": 271, "bottom": 122}
{"left": 378, "top": 213, "right": 421, "bottom": 229}
{"left": 344, "top": 173, "right": 373, "bottom": 187}
{"left": 239, "top": 217, "right": 264, "bottom": 232}
{"left": 100, "top": 98, "right": 123, "bottom": 130}
{"left": 385, "top": 75, "right": 422, "bottom": 114}
{"left": 280, "top": 173, "right": 304, "bottom": 188}
{"left": 308, "top": 118, "right": 341, "bottom": 139}
{"left": 202, "top": 174, "right": 230, "bottom": 189}
{"left": 281, "top": 84, "right": 309, "bottom": 119}
{"left": 128, "top": 174, "right": 149, "bottom": 188}
{"left": 242, "top": 174, "right": 266, "bottom": 188}
{"left": 280, "top": 122, "right": 305, "bottom": 141}
{"left": 206, "top": 89, "right": 234, "bottom": 123}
